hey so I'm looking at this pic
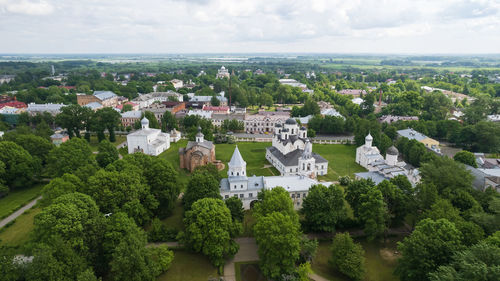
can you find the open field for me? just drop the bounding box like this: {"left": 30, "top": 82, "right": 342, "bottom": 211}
{"left": 311, "top": 237, "right": 401, "bottom": 281}
{"left": 0, "top": 207, "right": 41, "bottom": 248}
{"left": 314, "top": 144, "right": 366, "bottom": 181}
{"left": 0, "top": 184, "right": 44, "bottom": 219}
{"left": 88, "top": 134, "right": 127, "bottom": 152}
{"left": 157, "top": 250, "right": 219, "bottom": 281}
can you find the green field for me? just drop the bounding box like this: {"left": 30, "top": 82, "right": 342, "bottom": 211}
{"left": 311, "top": 237, "right": 401, "bottom": 281}
{"left": 88, "top": 134, "right": 127, "bottom": 152}
{"left": 313, "top": 144, "right": 366, "bottom": 181}
{"left": 157, "top": 250, "right": 218, "bottom": 281}
{"left": 0, "top": 184, "right": 44, "bottom": 219}
{"left": 0, "top": 207, "right": 41, "bottom": 248}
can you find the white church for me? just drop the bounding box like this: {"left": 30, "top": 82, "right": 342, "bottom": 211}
{"left": 127, "top": 117, "right": 170, "bottom": 156}
{"left": 220, "top": 146, "right": 332, "bottom": 209}
{"left": 265, "top": 118, "right": 328, "bottom": 178}
{"left": 355, "top": 133, "right": 420, "bottom": 185}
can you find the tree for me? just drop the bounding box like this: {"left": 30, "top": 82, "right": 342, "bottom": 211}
{"left": 182, "top": 198, "right": 240, "bottom": 268}
{"left": 453, "top": 150, "right": 477, "bottom": 168}
{"left": 3, "top": 133, "right": 54, "bottom": 165}
{"left": 377, "top": 180, "right": 411, "bottom": 226}
{"left": 254, "top": 212, "right": 301, "bottom": 279}
{"left": 183, "top": 169, "right": 220, "bottom": 210}
{"left": 41, "top": 173, "right": 84, "bottom": 206}
{"left": 429, "top": 241, "right": 500, "bottom": 281}
{"left": 210, "top": 95, "right": 220, "bottom": 106}
{"left": 161, "top": 111, "right": 178, "bottom": 132}
{"left": 329, "top": 233, "right": 366, "bottom": 281}
{"left": 148, "top": 245, "right": 174, "bottom": 277}
{"left": 96, "top": 140, "right": 119, "bottom": 168}
{"left": 301, "top": 184, "right": 347, "bottom": 232}
{"left": 143, "top": 111, "right": 159, "bottom": 129}
{"left": 0, "top": 141, "right": 37, "bottom": 189}
{"left": 85, "top": 169, "right": 157, "bottom": 225}
{"left": 121, "top": 104, "right": 133, "bottom": 113}
{"left": 93, "top": 107, "right": 121, "bottom": 142}
{"left": 419, "top": 156, "right": 473, "bottom": 193}
{"left": 396, "top": 218, "right": 464, "bottom": 281}
{"left": 358, "top": 187, "right": 387, "bottom": 240}
{"left": 56, "top": 105, "right": 93, "bottom": 138}
{"left": 225, "top": 197, "right": 244, "bottom": 222}
{"left": 345, "top": 179, "right": 375, "bottom": 217}
{"left": 47, "top": 137, "right": 96, "bottom": 177}
{"left": 253, "top": 187, "right": 298, "bottom": 221}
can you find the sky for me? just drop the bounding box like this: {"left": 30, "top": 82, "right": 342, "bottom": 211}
{"left": 0, "top": 0, "right": 499, "bottom": 54}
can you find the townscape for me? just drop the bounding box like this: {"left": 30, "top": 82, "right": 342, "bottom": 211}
{"left": 1, "top": 1, "right": 500, "bottom": 281}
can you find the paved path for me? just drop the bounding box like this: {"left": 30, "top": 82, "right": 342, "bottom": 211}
{"left": 0, "top": 196, "right": 42, "bottom": 229}
{"left": 223, "top": 237, "right": 259, "bottom": 281}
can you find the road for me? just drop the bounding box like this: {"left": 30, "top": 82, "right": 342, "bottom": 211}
{"left": 0, "top": 196, "right": 42, "bottom": 229}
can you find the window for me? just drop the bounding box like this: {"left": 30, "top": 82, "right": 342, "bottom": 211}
{"left": 237, "top": 172, "right": 239, "bottom": 176}
{"left": 240, "top": 194, "right": 244, "bottom": 198}
{"left": 290, "top": 169, "right": 292, "bottom": 172}
{"left": 297, "top": 193, "right": 300, "bottom": 198}
{"left": 254, "top": 183, "right": 259, "bottom": 187}
{"left": 225, "top": 195, "right": 229, "bottom": 199}
{"left": 249, "top": 193, "right": 253, "bottom": 198}
{"left": 231, "top": 172, "right": 233, "bottom": 175}
{"left": 291, "top": 194, "right": 295, "bottom": 198}
{"left": 241, "top": 185, "right": 243, "bottom": 188}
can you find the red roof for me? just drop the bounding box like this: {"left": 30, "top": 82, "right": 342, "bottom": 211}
{"left": 203, "top": 106, "right": 229, "bottom": 111}
{"left": 0, "top": 101, "right": 27, "bottom": 109}
{"left": 115, "top": 102, "right": 138, "bottom": 110}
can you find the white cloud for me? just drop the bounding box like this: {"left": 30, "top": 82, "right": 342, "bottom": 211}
{"left": 2, "top": 0, "right": 54, "bottom": 15}
{"left": 0, "top": 0, "right": 499, "bottom": 53}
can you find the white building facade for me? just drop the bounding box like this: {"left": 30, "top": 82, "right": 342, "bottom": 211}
{"left": 220, "top": 146, "right": 332, "bottom": 209}
{"left": 266, "top": 118, "right": 328, "bottom": 178}
{"left": 127, "top": 117, "right": 170, "bottom": 156}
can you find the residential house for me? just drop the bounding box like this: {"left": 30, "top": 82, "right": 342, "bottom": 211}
{"left": 379, "top": 115, "right": 419, "bottom": 124}
{"left": 27, "top": 103, "right": 65, "bottom": 116}
{"left": 397, "top": 128, "right": 441, "bottom": 154}
{"left": 244, "top": 111, "right": 290, "bottom": 134}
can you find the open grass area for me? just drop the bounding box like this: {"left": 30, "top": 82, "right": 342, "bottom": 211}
{"left": 314, "top": 144, "right": 366, "bottom": 182}
{"left": 157, "top": 250, "right": 219, "bottom": 281}
{"left": 235, "top": 261, "right": 266, "bottom": 281}
{"left": 311, "top": 237, "right": 401, "bottom": 281}
{"left": 161, "top": 199, "right": 184, "bottom": 231}
{"left": 88, "top": 134, "right": 127, "bottom": 152}
{"left": 159, "top": 140, "right": 191, "bottom": 188}
{"left": 215, "top": 142, "right": 280, "bottom": 178}
{"left": 0, "top": 184, "right": 44, "bottom": 219}
{"left": 0, "top": 207, "right": 41, "bottom": 248}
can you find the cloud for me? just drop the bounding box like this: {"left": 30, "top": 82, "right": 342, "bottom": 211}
{"left": 0, "top": 0, "right": 499, "bottom": 53}
{"left": 2, "top": 0, "right": 54, "bottom": 15}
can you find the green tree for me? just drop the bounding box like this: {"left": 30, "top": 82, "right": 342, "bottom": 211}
{"left": 358, "top": 187, "right": 387, "bottom": 240}
{"left": 183, "top": 169, "right": 220, "bottom": 210}
{"left": 420, "top": 156, "right": 473, "bottom": 193}
{"left": 144, "top": 111, "right": 159, "bottom": 129}
{"left": 0, "top": 141, "right": 37, "bottom": 189}
{"left": 396, "top": 218, "right": 464, "bottom": 281}
{"left": 56, "top": 104, "right": 93, "bottom": 138}
{"left": 182, "top": 198, "right": 240, "bottom": 268}
{"left": 4, "top": 133, "right": 54, "bottom": 165}
{"left": 301, "top": 184, "right": 347, "bottom": 232}
{"left": 41, "top": 173, "right": 84, "bottom": 206}
{"left": 47, "top": 137, "right": 96, "bottom": 177}
{"left": 453, "top": 150, "right": 477, "bottom": 167}
{"left": 329, "top": 233, "right": 366, "bottom": 281}
{"left": 160, "top": 111, "right": 178, "bottom": 132}
{"left": 210, "top": 95, "right": 221, "bottom": 106}
{"left": 121, "top": 104, "right": 133, "bottom": 113}
{"left": 225, "top": 197, "right": 244, "bottom": 222}
{"left": 93, "top": 107, "right": 121, "bottom": 142}
{"left": 429, "top": 241, "right": 500, "bottom": 281}
{"left": 254, "top": 211, "right": 301, "bottom": 279}
{"left": 96, "top": 140, "right": 119, "bottom": 168}
{"left": 346, "top": 179, "right": 375, "bottom": 218}
{"left": 254, "top": 187, "right": 298, "bottom": 221}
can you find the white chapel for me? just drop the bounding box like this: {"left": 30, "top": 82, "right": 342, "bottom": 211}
{"left": 127, "top": 117, "right": 170, "bottom": 156}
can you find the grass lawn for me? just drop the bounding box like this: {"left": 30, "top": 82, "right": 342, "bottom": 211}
{"left": 311, "top": 237, "right": 401, "bottom": 281}
{"left": 161, "top": 199, "right": 184, "bottom": 231}
{"left": 157, "top": 250, "right": 218, "bottom": 281}
{"left": 88, "top": 134, "right": 127, "bottom": 152}
{"left": 241, "top": 210, "right": 257, "bottom": 237}
{"left": 215, "top": 142, "right": 280, "bottom": 178}
{"left": 235, "top": 261, "right": 267, "bottom": 281}
{"left": 0, "top": 184, "right": 44, "bottom": 219}
{"left": 159, "top": 140, "right": 191, "bottom": 188}
{"left": 0, "top": 207, "right": 41, "bottom": 248}
{"left": 314, "top": 144, "right": 366, "bottom": 182}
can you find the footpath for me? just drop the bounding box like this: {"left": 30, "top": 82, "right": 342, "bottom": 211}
{"left": 0, "top": 196, "right": 42, "bottom": 229}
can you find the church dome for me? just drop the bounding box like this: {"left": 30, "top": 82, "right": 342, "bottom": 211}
{"left": 365, "top": 133, "right": 373, "bottom": 141}
{"left": 141, "top": 117, "right": 149, "bottom": 126}
{"left": 387, "top": 145, "right": 399, "bottom": 155}
{"left": 285, "top": 118, "right": 297, "bottom": 125}
{"left": 195, "top": 126, "right": 204, "bottom": 137}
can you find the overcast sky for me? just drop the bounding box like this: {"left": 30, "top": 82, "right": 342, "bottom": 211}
{"left": 0, "top": 0, "right": 499, "bottom": 54}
